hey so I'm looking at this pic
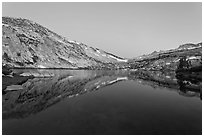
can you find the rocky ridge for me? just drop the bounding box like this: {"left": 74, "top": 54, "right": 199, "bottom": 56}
{"left": 2, "top": 17, "right": 128, "bottom": 69}
{"left": 128, "top": 42, "right": 202, "bottom": 71}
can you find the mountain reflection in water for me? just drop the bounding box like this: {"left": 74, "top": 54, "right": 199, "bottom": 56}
{"left": 3, "top": 69, "right": 201, "bottom": 120}
{"left": 2, "top": 69, "right": 202, "bottom": 135}
{"left": 3, "top": 70, "right": 128, "bottom": 119}
{"left": 2, "top": 69, "right": 201, "bottom": 120}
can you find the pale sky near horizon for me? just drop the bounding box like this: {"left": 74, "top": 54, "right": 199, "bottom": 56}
{"left": 2, "top": 2, "right": 202, "bottom": 58}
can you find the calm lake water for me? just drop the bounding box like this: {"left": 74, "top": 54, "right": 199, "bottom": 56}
{"left": 2, "top": 69, "right": 202, "bottom": 135}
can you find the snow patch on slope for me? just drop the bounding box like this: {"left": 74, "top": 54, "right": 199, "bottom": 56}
{"left": 96, "top": 50, "right": 101, "bottom": 54}
{"left": 108, "top": 55, "right": 128, "bottom": 62}
{"left": 68, "top": 40, "right": 81, "bottom": 45}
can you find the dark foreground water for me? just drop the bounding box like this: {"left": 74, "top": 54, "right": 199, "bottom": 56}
{"left": 2, "top": 69, "right": 202, "bottom": 135}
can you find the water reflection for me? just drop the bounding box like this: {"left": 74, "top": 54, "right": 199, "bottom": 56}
{"left": 2, "top": 69, "right": 202, "bottom": 119}
{"left": 129, "top": 70, "right": 201, "bottom": 99}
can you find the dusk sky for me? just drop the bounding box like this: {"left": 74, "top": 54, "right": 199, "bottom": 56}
{"left": 2, "top": 2, "right": 202, "bottom": 58}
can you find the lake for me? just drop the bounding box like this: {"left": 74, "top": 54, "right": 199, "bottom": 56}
{"left": 2, "top": 69, "right": 202, "bottom": 135}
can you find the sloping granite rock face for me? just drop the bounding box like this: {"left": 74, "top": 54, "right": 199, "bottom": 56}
{"left": 129, "top": 43, "right": 202, "bottom": 71}
{"left": 2, "top": 17, "right": 127, "bottom": 69}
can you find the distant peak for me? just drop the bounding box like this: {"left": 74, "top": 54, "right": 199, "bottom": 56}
{"left": 178, "top": 42, "right": 202, "bottom": 50}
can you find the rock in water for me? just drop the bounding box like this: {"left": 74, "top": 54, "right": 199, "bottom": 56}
{"left": 5, "top": 85, "right": 23, "bottom": 91}
{"left": 2, "top": 65, "right": 12, "bottom": 75}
